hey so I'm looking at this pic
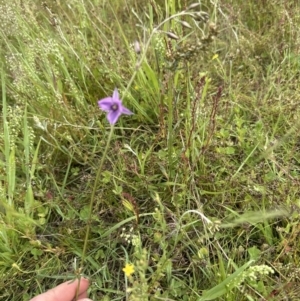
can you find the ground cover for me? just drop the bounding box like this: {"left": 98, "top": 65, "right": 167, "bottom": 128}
{"left": 1, "top": 1, "right": 300, "bottom": 300}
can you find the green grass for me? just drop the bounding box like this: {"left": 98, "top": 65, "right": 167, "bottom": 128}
{"left": 1, "top": 0, "right": 300, "bottom": 300}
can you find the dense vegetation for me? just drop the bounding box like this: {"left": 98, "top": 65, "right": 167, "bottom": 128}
{"left": 1, "top": 0, "right": 300, "bottom": 300}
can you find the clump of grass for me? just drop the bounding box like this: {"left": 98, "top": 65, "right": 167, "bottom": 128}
{"left": 1, "top": 0, "right": 300, "bottom": 300}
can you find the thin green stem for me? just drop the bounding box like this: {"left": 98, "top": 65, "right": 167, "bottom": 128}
{"left": 75, "top": 125, "right": 115, "bottom": 300}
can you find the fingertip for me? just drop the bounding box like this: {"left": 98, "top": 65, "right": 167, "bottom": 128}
{"left": 30, "top": 277, "right": 91, "bottom": 301}
{"left": 67, "top": 277, "right": 89, "bottom": 286}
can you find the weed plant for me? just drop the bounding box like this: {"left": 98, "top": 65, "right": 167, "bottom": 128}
{"left": 0, "top": 0, "right": 300, "bottom": 300}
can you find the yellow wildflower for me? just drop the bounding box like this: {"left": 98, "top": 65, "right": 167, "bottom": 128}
{"left": 122, "top": 263, "right": 135, "bottom": 277}
{"left": 212, "top": 54, "right": 219, "bottom": 60}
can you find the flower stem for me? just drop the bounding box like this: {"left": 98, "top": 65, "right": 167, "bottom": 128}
{"left": 75, "top": 125, "right": 115, "bottom": 300}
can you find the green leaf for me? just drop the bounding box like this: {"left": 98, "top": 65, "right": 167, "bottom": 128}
{"left": 31, "top": 248, "right": 43, "bottom": 259}
{"left": 198, "top": 260, "right": 254, "bottom": 301}
{"left": 79, "top": 205, "right": 90, "bottom": 221}
{"left": 248, "top": 246, "right": 261, "bottom": 261}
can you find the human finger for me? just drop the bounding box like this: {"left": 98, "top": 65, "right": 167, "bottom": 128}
{"left": 30, "top": 278, "right": 89, "bottom": 301}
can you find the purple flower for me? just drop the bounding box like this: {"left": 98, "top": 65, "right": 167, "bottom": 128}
{"left": 98, "top": 88, "right": 133, "bottom": 125}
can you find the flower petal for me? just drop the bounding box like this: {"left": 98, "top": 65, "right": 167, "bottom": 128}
{"left": 107, "top": 110, "right": 122, "bottom": 125}
{"left": 98, "top": 97, "right": 113, "bottom": 111}
{"left": 121, "top": 107, "right": 133, "bottom": 115}
{"left": 112, "top": 88, "right": 120, "bottom": 101}
{"left": 98, "top": 88, "right": 133, "bottom": 124}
